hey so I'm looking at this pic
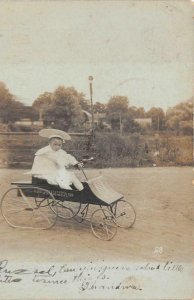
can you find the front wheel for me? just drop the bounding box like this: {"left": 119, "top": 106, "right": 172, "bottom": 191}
{"left": 90, "top": 208, "right": 117, "bottom": 241}
{"left": 110, "top": 200, "right": 136, "bottom": 228}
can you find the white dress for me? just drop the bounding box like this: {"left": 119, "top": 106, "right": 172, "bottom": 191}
{"left": 29, "top": 145, "right": 83, "bottom": 190}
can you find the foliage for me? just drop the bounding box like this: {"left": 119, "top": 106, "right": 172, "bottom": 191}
{"left": 91, "top": 132, "right": 192, "bottom": 168}
{"left": 106, "top": 96, "right": 129, "bottom": 131}
{"left": 93, "top": 132, "right": 152, "bottom": 167}
{"left": 0, "top": 82, "right": 25, "bottom": 123}
{"left": 123, "top": 117, "right": 142, "bottom": 133}
{"left": 107, "top": 95, "right": 129, "bottom": 114}
{"left": 179, "top": 120, "right": 193, "bottom": 135}
{"left": 32, "top": 86, "right": 86, "bottom": 131}
{"left": 0, "top": 80, "right": 193, "bottom": 137}
{"left": 32, "top": 92, "right": 53, "bottom": 117}
{"left": 93, "top": 102, "right": 107, "bottom": 113}
{"left": 149, "top": 134, "right": 193, "bottom": 166}
{"left": 128, "top": 106, "right": 146, "bottom": 118}
{"left": 18, "top": 106, "right": 39, "bottom": 121}
{"left": 79, "top": 98, "right": 90, "bottom": 111}
{"left": 146, "top": 107, "right": 165, "bottom": 131}
{"left": 44, "top": 86, "right": 85, "bottom": 131}
{"left": 165, "top": 99, "right": 193, "bottom": 134}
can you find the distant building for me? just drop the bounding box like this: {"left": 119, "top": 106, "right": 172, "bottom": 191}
{"left": 82, "top": 110, "right": 92, "bottom": 121}
{"left": 15, "top": 118, "right": 43, "bottom": 126}
{"left": 134, "top": 118, "right": 152, "bottom": 128}
{"left": 94, "top": 112, "right": 106, "bottom": 124}
{"left": 15, "top": 118, "right": 33, "bottom": 126}
{"left": 83, "top": 111, "right": 111, "bottom": 129}
{"left": 94, "top": 112, "right": 111, "bottom": 129}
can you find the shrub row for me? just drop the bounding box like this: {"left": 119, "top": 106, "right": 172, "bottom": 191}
{"left": 90, "top": 132, "right": 193, "bottom": 167}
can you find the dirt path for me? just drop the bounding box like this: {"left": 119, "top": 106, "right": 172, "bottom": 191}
{"left": 0, "top": 167, "right": 193, "bottom": 263}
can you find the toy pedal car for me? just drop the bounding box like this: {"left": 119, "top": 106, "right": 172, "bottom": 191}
{"left": 1, "top": 167, "right": 136, "bottom": 241}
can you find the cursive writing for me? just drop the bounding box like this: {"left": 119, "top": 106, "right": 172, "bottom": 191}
{"left": 0, "top": 259, "right": 185, "bottom": 293}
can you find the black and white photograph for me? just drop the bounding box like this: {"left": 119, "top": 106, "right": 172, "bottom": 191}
{"left": 0, "top": 0, "right": 193, "bottom": 299}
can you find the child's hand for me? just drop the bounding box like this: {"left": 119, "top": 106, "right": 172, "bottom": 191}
{"left": 77, "top": 162, "right": 84, "bottom": 169}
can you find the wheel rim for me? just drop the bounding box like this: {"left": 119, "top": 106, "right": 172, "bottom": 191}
{"left": 111, "top": 200, "right": 136, "bottom": 228}
{"left": 50, "top": 200, "right": 81, "bottom": 219}
{"left": 1, "top": 187, "right": 57, "bottom": 230}
{"left": 90, "top": 208, "right": 117, "bottom": 241}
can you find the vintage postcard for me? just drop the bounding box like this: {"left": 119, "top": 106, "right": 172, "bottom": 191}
{"left": 0, "top": 0, "right": 193, "bottom": 299}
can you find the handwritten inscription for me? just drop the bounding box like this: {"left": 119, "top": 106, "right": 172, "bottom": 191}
{"left": 0, "top": 260, "right": 192, "bottom": 299}
{"left": 0, "top": 259, "right": 184, "bottom": 293}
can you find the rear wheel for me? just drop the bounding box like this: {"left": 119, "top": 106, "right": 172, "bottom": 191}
{"left": 110, "top": 200, "right": 136, "bottom": 228}
{"left": 1, "top": 187, "right": 57, "bottom": 230}
{"left": 90, "top": 208, "right": 117, "bottom": 241}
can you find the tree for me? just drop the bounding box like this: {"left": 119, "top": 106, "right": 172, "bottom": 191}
{"left": 0, "top": 81, "right": 25, "bottom": 123}
{"left": 44, "top": 86, "right": 85, "bottom": 131}
{"left": 136, "top": 107, "right": 146, "bottom": 118}
{"left": 107, "top": 96, "right": 129, "bottom": 131}
{"left": 127, "top": 106, "right": 146, "bottom": 119}
{"left": 107, "top": 96, "right": 129, "bottom": 114}
{"left": 19, "top": 105, "right": 39, "bottom": 121}
{"left": 179, "top": 120, "right": 193, "bottom": 135}
{"left": 32, "top": 92, "right": 53, "bottom": 120}
{"left": 146, "top": 107, "right": 165, "bottom": 131}
{"left": 79, "top": 98, "right": 90, "bottom": 112}
{"left": 123, "top": 118, "right": 141, "bottom": 133}
{"left": 93, "top": 102, "right": 107, "bottom": 113}
{"left": 166, "top": 99, "right": 193, "bottom": 134}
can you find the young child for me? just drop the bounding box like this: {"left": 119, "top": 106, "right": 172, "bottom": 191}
{"left": 30, "top": 129, "right": 84, "bottom": 191}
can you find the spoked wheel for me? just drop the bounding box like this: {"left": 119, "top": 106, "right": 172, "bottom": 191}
{"left": 110, "top": 200, "right": 136, "bottom": 228}
{"left": 1, "top": 187, "right": 57, "bottom": 230}
{"left": 50, "top": 200, "right": 81, "bottom": 219}
{"left": 90, "top": 208, "right": 117, "bottom": 241}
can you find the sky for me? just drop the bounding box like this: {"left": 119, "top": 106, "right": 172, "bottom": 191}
{"left": 0, "top": 0, "right": 193, "bottom": 111}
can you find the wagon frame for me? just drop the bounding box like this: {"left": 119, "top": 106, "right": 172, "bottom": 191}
{"left": 1, "top": 174, "right": 136, "bottom": 241}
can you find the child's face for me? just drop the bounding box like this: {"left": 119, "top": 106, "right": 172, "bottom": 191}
{"left": 49, "top": 138, "right": 63, "bottom": 152}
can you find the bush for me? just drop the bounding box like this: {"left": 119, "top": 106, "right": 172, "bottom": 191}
{"left": 92, "top": 132, "right": 153, "bottom": 168}
{"left": 89, "top": 132, "right": 193, "bottom": 168}
{"left": 0, "top": 131, "right": 192, "bottom": 168}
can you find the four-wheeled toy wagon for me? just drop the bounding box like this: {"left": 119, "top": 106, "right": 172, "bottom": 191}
{"left": 1, "top": 173, "right": 136, "bottom": 241}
